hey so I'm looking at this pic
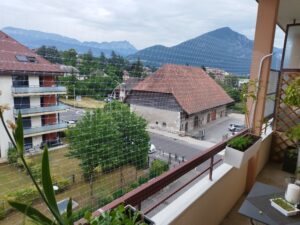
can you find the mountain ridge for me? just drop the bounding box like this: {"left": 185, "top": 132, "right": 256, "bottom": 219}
{"left": 2, "top": 27, "right": 137, "bottom": 56}
{"left": 128, "top": 27, "right": 282, "bottom": 75}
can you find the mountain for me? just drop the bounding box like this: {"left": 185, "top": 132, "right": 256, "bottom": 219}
{"left": 2, "top": 27, "right": 137, "bottom": 56}
{"left": 128, "top": 27, "right": 282, "bottom": 75}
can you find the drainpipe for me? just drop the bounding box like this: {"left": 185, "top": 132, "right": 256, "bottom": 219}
{"left": 249, "top": 53, "right": 273, "bottom": 131}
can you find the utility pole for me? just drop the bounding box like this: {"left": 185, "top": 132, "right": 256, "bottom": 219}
{"left": 73, "top": 84, "right": 76, "bottom": 108}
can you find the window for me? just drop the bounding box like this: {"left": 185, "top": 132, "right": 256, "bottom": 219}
{"left": 194, "top": 116, "right": 199, "bottom": 128}
{"left": 22, "top": 118, "right": 31, "bottom": 129}
{"left": 12, "top": 75, "right": 29, "bottom": 87}
{"left": 24, "top": 137, "right": 33, "bottom": 151}
{"left": 16, "top": 55, "right": 37, "bottom": 63}
{"left": 14, "top": 97, "right": 30, "bottom": 109}
{"left": 282, "top": 24, "right": 300, "bottom": 70}
{"left": 207, "top": 113, "right": 211, "bottom": 123}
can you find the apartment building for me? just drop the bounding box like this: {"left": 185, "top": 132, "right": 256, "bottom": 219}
{"left": 0, "top": 31, "right": 68, "bottom": 160}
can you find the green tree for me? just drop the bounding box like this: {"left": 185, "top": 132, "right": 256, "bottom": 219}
{"left": 61, "top": 49, "right": 77, "bottom": 67}
{"left": 67, "top": 109, "right": 122, "bottom": 196}
{"left": 78, "top": 50, "right": 97, "bottom": 75}
{"left": 130, "top": 58, "right": 144, "bottom": 77}
{"left": 103, "top": 102, "right": 150, "bottom": 170}
{"left": 36, "top": 45, "right": 62, "bottom": 64}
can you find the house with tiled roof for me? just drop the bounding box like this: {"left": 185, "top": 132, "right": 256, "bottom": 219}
{"left": 125, "top": 64, "right": 233, "bottom": 135}
{"left": 0, "top": 31, "right": 68, "bottom": 160}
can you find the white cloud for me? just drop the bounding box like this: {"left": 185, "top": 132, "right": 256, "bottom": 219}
{"left": 0, "top": 0, "right": 284, "bottom": 49}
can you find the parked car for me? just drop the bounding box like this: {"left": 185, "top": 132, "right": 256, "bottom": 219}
{"left": 228, "top": 124, "right": 245, "bottom": 132}
{"left": 149, "top": 144, "right": 157, "bottom": 154}
{"left": 67, "top": 120, "right": 76, "bottom": 125}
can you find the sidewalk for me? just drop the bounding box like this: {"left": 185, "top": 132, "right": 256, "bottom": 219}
{"left": 147, "top": 128, "right": 215, "bottom": 149}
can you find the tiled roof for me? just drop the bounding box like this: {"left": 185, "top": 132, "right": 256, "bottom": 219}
{"left": 132, "top": 64, "right": 234, "bottom": 114}
{"left": 0, "top": 31, "right": 63, "bottom": 74}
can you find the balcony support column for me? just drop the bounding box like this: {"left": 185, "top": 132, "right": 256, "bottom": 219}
{"left": 246, "top": 0, "right": 279, "bottom": 192}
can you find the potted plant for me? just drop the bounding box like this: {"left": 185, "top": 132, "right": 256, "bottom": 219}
{"left": 270, "top": 197, "right": 300, "bottom": 216}
{"left": 224, "top": 134, "right": 262, "bottom": 168}
{"left": 282, "top": 148, "right": 298, "bottom": 174}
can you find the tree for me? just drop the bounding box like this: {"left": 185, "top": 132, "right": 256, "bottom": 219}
{"left": 36, "top": 45, "right": 62, "bottom": 64}
{"left": 130, "top": 58, "right": 144, "bottom": 77}
{"left": 61, "top": 49, "right": 77, "bottom": 67}
{"left": 67, "top": 109, "right": 122, "bottom": 197}
{"left": 67, "top": 103, "right": 149, "bottom": 196}
{"left": 103, "top": 102, "right": 150, "bottom": 170}
{"left": 78, "top": 49, "right": 97, "bottom": 75}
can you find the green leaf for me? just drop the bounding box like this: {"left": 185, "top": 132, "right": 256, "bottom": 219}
{"left": 8, "top": 201, "right": 56, "bottom": 225}
{"left": 66, "top": 197, "right": 73, "bottom": 223}
{"left": 41, "top": 146, "right": 61, "bottom": 219}
{"left": 14, "top": 112, "right": 24, "bottom": 156}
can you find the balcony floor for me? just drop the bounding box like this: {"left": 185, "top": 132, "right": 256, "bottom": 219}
{"left": 221, "top": 162, "right": 292, "bottom": 225}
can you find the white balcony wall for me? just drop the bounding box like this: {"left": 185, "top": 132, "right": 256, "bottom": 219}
{"left": 0, "top": 75, "right": 14, "bottom": 160}
{"left": 31, "top": 116, "right": 41, "bottom": 128}
{"left": 32, "top": 135, "right": 43, "bottom": 147}
{"left": 30, "top": 96, "right": 40, "bottom": 107}
{"left": 29, "top": 76, "right": 39, "bottom": 87}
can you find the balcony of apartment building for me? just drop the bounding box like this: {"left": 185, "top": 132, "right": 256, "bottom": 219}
{"left": 23, "top": 122, "right": 68, "bottom": 138}
{"left": 76, "top": 1, "right": 300, "bottom": 225}
{"left": 11, "top": 74, "right": 67, "bottom": 96}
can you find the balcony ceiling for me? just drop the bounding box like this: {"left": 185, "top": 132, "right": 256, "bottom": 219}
{"left": 278, "top": 0, "right": 300, "bottom": 31}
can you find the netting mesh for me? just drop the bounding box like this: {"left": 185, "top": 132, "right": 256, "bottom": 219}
{"left": 0, "top": 7, "right": 286, "bottom": 224}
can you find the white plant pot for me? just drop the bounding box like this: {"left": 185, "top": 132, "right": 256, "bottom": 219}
{"left": 270, "top": 198, "right": 300, "bottom": 216}
{"left": 224, "top": 135, "right": 262, "bottom": 168}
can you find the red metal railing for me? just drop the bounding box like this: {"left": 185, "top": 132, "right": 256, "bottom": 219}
{"left": 76, "top": 129, "right": 249, "bottom": 224}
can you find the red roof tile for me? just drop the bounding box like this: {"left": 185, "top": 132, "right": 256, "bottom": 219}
{"left": 0, "top": 31, "right": 63, "bottom": 74}
{"left": 132, "top": 64, "right": 234, "bottom": 114}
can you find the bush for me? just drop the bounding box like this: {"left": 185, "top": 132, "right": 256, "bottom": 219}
{"left": 97, "top": 195, "right": 114, "bottom": 207}
{"left": 7, "top": 147, "right": 18, "bottom": 164}
{"left": 138, "top": 176, "right": 149, "bottom": 185}
{"left": 30, "top": 163, "right": 42, "bottom": 183}
{"left": 0, "top": 200, "right": 6, "bottom": 220}
{"left": 112, "top": 189, "right": 125, "bottom": 199}
{"left": 16, "top": 157, "right": 35, "bottom": 170}
{"left": 71, "top": 206, "right": 92, "bottom": 222}
{"left": 5, "top": 187, "right": 39, "bottom": 205}
{"left": 149, "top": 159, "right": 169, "bottom": 179}
{"left": 130, "top": 182, "right": 139, "bottom": 190}
{"left": 53, "top": 176, "right": 71, "bottom": 192}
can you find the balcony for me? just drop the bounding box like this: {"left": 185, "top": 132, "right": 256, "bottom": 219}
{"left": 11, "top": 85, "right": 67, "bottom": 96}
{"left": 23, "top": 123, "right": 68, "bottom": 137}
{"left": 14, "top": 104, "right": 69, "bottom": 117}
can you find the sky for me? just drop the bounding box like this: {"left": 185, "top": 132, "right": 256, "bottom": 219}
{"left": 0, "top": 0, "right": 285, "bottom": 49}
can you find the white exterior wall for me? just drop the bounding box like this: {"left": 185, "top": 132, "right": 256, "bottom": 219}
{"left": 30, "top": 96, "right": 40, "bottom": 107}
{"left": 29, "top": 76, "right": 39, "bottom": 86}
{"left": 182, "top": 106, "right": 227, "bottom": 134}
{"left": 31, "top": 116, "right": 41, "bottom": 128}
{"left": 32, "top": 136, "right": 43, "bottom": 147}
{"left": 130, "top": 104, "right": 181, "bottom": 133}
{"left": 0, "top": 75, "right": 14, "bottom": 160}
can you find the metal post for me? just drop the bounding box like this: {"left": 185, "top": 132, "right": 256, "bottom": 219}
{"left": 209, "top": 156, "right": 214, "bottom": 181}
{"left": 73, "top": 84, "right": 76, "bottom": 108}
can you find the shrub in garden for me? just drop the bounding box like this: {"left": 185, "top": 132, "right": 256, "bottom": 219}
{"left": 112, "top": 188, "right": 125, "bottom": 199}
{"left": 0, "top": 200, "right": 6, "bottom": 220}
{"left": 7, "top": 147, "right": 18, "bottom": 164}
{"left": 29, "top": 163, "right": 42, "bottom": 182}
{"left": 97, "top": 195, "right": 114, "bottom": 207}
{"left": 149, "top": 159, "right": 169, "bottom": 179}
{"left": 53, "top": 176, "right": 71, "bottom": 192}
{"left": 138, "top": 176, "right": 149, "bottom": 185}
{"left": 5, "top": 187, "right": 39, "bottom": 205}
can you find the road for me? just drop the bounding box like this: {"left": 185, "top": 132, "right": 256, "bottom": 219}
{"left": 150, "top": 132, "right": 205, "bottom": 160}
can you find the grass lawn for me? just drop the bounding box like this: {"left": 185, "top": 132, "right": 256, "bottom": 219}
{"left": 60, "top": 97, "right": 105, "bottom": 109}
{"left": 0, "top": 147, "right": 146, "bottom": 225}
